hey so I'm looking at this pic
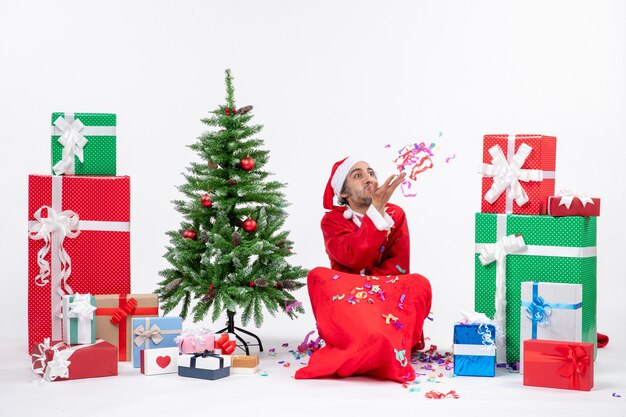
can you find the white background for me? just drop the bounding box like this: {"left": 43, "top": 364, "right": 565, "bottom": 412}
{"left": 1, "top": 1, "right": 625, "bottom": 415}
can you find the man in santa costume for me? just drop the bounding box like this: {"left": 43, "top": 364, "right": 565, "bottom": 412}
{"left": 296, "top": 157, "right": 432, "bottom": 381}
{"left": 318, "top": 156, "right": 431, "bottom": 349}
{"left": 321, "top": 156, "right": 412, "bottom": 277}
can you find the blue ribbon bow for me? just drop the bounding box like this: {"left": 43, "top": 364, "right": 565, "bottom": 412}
{"left": 521, "top": 282, "right": 582, "bottom": 339}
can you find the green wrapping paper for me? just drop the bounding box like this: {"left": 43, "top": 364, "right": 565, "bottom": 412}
{"left": 474, "top": 213, "right": 596, "bottom": 364}
{"left": 51, "top": 112, "right": 116, "bottom": 175}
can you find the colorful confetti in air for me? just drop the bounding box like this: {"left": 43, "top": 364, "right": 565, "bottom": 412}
{"left": 386, "top": 132, "right": 457, "bottom": 197}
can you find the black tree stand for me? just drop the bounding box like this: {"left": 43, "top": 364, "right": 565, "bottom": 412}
{"left": 215, "top": 310, "right": 263, "bottom": 355}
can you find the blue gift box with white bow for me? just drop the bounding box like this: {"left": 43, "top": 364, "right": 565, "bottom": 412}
{"left": 131, "top": 316, "right": 183, "bottom": 368}
{"left": 453, "top": 323, "right": 496, "bottom": 377}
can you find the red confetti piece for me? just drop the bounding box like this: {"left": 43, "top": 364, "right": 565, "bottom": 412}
{"left": 283, "top": 362, "right": 291, "bottom": 367}
{"left": 425, "top": 390, "right": 460, "bottom": 399}
{"left": 400, "top": 180, "right": 417, "bottom": 197}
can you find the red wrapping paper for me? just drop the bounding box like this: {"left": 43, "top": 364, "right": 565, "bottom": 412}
{"left": 480, "top": 134, "right": 556, "bottom": 215}
{"left": 523, "top": 339, "right": 593, "bottom": 391}
{"left": 32, "top": 340, "right": 118, "bottom": 381}
{"left": 547, "top": 196, "right": 601, "bottom": 217}
{"left": 28, "top": 175, "right": 131, "bottom": 354}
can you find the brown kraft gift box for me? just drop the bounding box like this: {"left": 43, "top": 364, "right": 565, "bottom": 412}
{"left": 95, "top": 294, "right": 158, "bottom": 361}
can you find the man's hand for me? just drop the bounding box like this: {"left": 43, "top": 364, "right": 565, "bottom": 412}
{"left": 372, "top": 172, "right": 406, "bottom": 215}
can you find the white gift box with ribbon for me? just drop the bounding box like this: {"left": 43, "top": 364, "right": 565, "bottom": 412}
{"left": 519, "top": 281, "right": 582, "bottom": 373}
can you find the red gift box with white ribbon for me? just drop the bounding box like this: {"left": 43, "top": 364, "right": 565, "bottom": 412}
{"left": 27, "top": 175, "right": 130, "bottom": 353}
{"left": 479, "top": 134, "right": 556, "bottom": 215}
{"left": 31, "top": 339, "right": 118, "bottom": 381}
{"left": 523, "top": 339, "right": 593, "bottom": 391}
{"left": 547, "top": 191, "right": 601, "bottom": 217}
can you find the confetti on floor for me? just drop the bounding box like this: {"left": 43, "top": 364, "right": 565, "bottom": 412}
{"left": 425, "top": 390, "right": 460, "bottom": 399}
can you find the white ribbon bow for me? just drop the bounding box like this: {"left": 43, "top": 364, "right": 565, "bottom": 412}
{"left": 478, "top": 144, "right": 543, "bottom": 208}
{"left": 28, "top": 206, "right": 80, "bottom": 294}
{"left": 52, "top": 116, "right": 88, "bottom": 175}
{"left": 67, "top": 293, "right": 96, "bottom": 322}
{"left": 134, "top": 324, "right": 164, "bottom": 347}
{"left": 45, "top": 348, "right": 73, "bottom": 380}
{"left": 31, "top": 338, "right": 73, "bottom": 382}
{"left": 558, "top": 189, "right": 595, "bottom": 209}
{"left": 478, "top": 234, "right": 527, "bottom": 363}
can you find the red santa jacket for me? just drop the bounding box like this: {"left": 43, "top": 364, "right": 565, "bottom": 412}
{"left": 321, "top": 203, "right": 410, "bottom": 276}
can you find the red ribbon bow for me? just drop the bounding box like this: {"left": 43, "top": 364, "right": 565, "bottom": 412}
{"left": 215, "top": 333, "right": 237, "bottom": 354}
{"left": 555, "top": 345, "right": 589, "bottom": 389}
{"left": 110, "top": 297, "right": 138, "bottom": 325}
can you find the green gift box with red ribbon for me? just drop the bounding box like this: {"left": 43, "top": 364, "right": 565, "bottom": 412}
{"left": 474, "top": 212, "right": 597, "bottom": 364}
{"left": 95, "top": 294, "right": 159, "bottom": 361}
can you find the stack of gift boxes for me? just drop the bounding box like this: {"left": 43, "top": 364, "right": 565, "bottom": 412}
{"left": 453, "top": 134, "right": 599, "bottom": 392}
{"left": 28, "top": 112, "right": 258, "bottom": 382}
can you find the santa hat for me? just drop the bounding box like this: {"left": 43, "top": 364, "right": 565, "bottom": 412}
{"left": 323, "top": 156, "right": 364, "bottom": 219}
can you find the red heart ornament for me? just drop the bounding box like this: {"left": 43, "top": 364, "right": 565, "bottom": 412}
{"left": 156, "top": 355, "right": 171, "bottom": 369}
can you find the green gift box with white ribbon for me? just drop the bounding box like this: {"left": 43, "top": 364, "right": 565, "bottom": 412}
{"left": 474, "top": 213, "right": 596, "bottom": 364}
{"left": 62, "top": 293, "right": 97, "bottom": 345}
{"left": 51, "top": 112, "right": 116, "bottom": 176}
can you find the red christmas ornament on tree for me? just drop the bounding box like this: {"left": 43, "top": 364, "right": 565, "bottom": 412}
{"left": 209, "top": 284, "right": 214, "bottom": 290}
{"left": 248, "top": 281, "right": 255, "bottom": 287}
{"left": 240, "top": 156, "right": 255, "bottom": 171}
{"left": 201, "top": 194, "right": 213, "bottom": 207}
{"left": 228, "top": 179, "right": 237, "bottom": 185}
{"left": 275, "top": 282, "right": 282, "bottom": 288}
{"left": 242, "top": 218, "right": 257, "bottom": 233}
{"left": 224, "top": 107, "right": 237, "bottom": 116}
{"left": 183, "top": 228, "right": 197, "bottom": 240}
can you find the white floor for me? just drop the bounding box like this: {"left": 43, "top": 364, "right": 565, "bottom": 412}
{"left": 2, "top": 329, "right": 624, "bottom": 417}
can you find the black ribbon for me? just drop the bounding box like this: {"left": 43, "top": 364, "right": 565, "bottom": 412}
{"left": 189, "top": 350, "right": 224, "bottom": 368}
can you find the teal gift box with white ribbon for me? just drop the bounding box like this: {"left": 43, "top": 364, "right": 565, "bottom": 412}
{"left": 519, "top": 281, "right": 582, "bottom": 372}
{"left": 51, "top": 112, "right": 116, "bottom": 176}
{"left": 62, "top": 293, "right": 96, "bottom": 345}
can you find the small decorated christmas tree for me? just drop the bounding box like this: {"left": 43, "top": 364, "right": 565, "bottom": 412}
{"left": 156, "top": 69, "right": 307, "bottom": 329}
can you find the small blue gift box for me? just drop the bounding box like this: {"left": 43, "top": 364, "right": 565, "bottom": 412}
{"left": 453, "top": 323, "right": 496, "bottom": 377}
{"left": 178, "top": 350, "right": 230, "bottom": 381}
{"left": 131, "top": 316, "right": 183, "bottom": 368}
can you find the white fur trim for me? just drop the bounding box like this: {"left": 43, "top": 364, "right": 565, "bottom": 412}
{"left": 365, "top": 205, "right": 394, "bottom": 231}
{"left": 330, "top": 156, "right": 366, "bottom": 198}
